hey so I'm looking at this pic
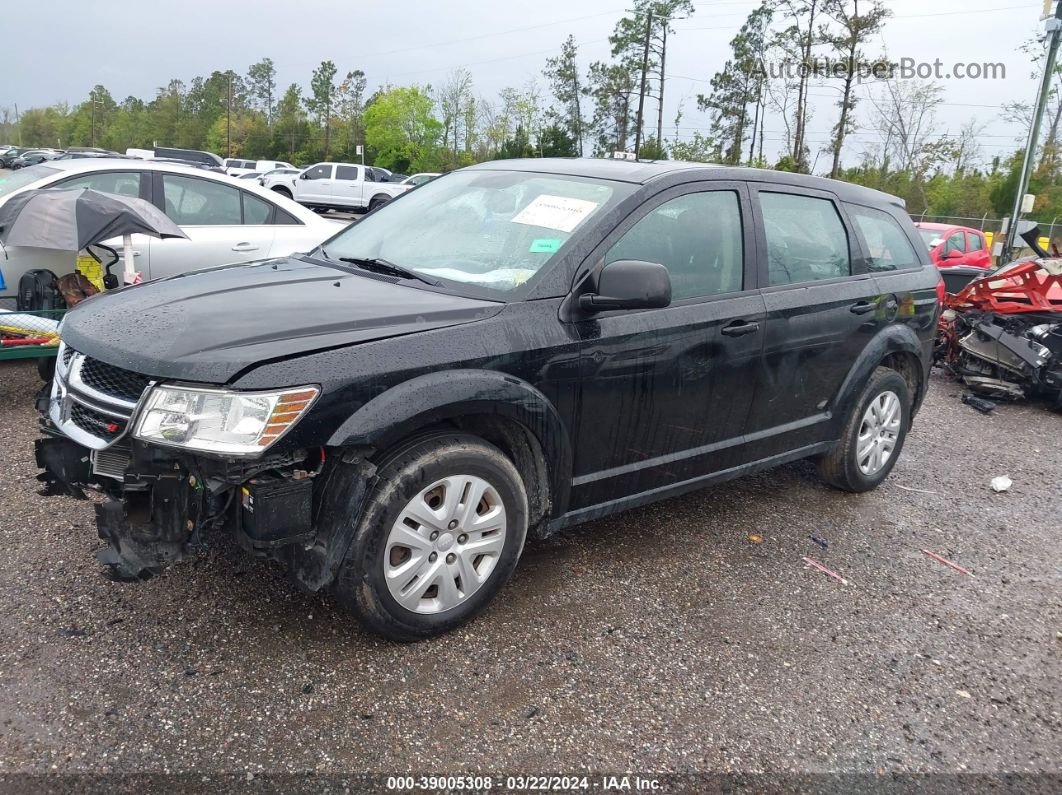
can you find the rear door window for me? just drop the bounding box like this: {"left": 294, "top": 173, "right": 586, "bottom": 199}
{"left": 242, "top": 192, "right": 272, "bottom": 224}
{"left": 335, "top": 165, "right": 360, "bottom": 181}
{"left": 847, "top": 204, "right": 920, "bottom": 272}
{"left": 967, "top": 231, "right": 985, "bottom": 252}
{"left": 54, "top": 171, "right": 143, "bottom": 198}
{"left": 162, "top": 174, "right": 242, "bottom": 225}
{"left": 759, "top": 192, "right": 851, "bottom": 285}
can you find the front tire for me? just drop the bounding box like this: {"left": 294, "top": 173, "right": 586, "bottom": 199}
{"left": 817, "top": 367, "right": 910, "bottom": 493}
{"left": 333, "top": 434, "right": 528, "bottom": 642}
{"left": 368, "top": 195, "right": 388, "bottom": 212}
{"left": 272, "top": 186, "right": 292, "bottom": 199}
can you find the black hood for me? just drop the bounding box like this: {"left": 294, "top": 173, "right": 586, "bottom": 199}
{"left": 60, "top": 257, "right": 502, "bottom": 384}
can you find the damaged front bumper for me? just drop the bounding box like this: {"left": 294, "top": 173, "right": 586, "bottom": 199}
{"left": 937, "top": 257, "right": 1062, "bottom": 405}
{"left": 37, "top": 344, "right": 322, "bottom": 581}
{"left": 35, "top": 432, "right": 317, "bottom": 580}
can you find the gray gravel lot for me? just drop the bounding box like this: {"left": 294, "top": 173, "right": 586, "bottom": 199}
{"left": 0, "top": 361, "right": 1058, "bottom": 786}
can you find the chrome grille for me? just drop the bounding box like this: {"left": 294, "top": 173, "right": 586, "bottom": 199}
{"left": 80, "top": 357, "right": 152, "bottom": 403}
{"left": 49, "top": 342, "right": 153, "bottom": 451}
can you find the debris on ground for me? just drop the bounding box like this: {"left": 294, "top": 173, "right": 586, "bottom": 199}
{"left": 961, "top": 393, "right": 997, "bottom": 414}
{"left": 922, "top": 549, "right": 973, "bottom": 576}
{"left": 747, "top": 533, "right": 763, "bottom": 544}
{"left": 802, "top": 557, "right": 848, "bottom": 585}
{"left": 990, "top": 476, "right": 1013, "bottom": 493}
{"left": 895, "top": 484, "right": 939, "bottom": 495}
{"left": 808, "top": 535, "right": 829, "bottom": 550}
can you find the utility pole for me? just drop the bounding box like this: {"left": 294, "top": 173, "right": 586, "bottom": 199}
{"left": 656, "top": 23, "right": 667, "bottom": 151}
{"left": 226, "top": 72, "right": 233, "bottom": 157}
{"left": 14, "top": 103, "right": 21, "bottom": 146}
{"left": 1006, "top": 0, "right": 1062, "bottom": 254}
{"left": 89, "top": 90, "right": 101, "bottom": 148}
{"left": 634, "top": 9, "right": 652, "bottom": 158}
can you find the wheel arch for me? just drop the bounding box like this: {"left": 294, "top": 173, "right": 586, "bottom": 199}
{"left": 832, "top": 324, "right": 930, "bottom": 425}
{"left": 327, "top": 369, "right": 573, "bottom": 532}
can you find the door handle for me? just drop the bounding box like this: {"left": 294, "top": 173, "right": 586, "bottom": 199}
{"left": 721, "top": 320, "right": 760, "bottom": 337}
{"left": 849, "top": 301, "right": 875, "bottom": 315}
{"left": 119, "top": 250, "right": 141, "bottom": 257}
{"left": 231, "top": 243, "right": 259, "bottom": 252}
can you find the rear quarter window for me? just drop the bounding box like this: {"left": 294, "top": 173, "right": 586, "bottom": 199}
{"left": 846, "top": 204, "right": 921, "bottom": 272}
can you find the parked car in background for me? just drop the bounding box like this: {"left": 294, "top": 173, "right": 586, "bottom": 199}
{"left": 57, "top": 151, "right": 128, "bottom": 160}
{"left": 915, "top": 222, "right": 992, "bottom": 268}
{"left": 0, "top": 147, "right": 32, "bottom": 168}
{"left": 35, "top": 159, "right": 939, "bottom": 640}
{"left": 12, "top": 150, "right": 63, "bottom": 169}
{"left": 293, "top": 162, "right": 410, "bottom": 213}
{"left": 0, "top": 159, "right": 335, "bottom": 305}
{"left": 257, "top": 167, "right": 300, "bottom": 187}
{"left": 238, "top": 171, "right": 262, "bottom": 180}
{"left": 153, "top": 146, "right": 225, "bottom": 171}
{"left": 224, "top": 158, "right": 295, "bottom": 177}
{"left": 402, "top": 172, "right": 441, "bottom": 187}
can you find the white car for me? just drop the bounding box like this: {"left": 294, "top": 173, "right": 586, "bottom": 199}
{"left": 401, "top": 172, "right": 441, "bottom": 187}
{"left": 292, "top": 162, "right": 410, "bottom": 213}
{"left": 224, "top": 158, "right": 295, "bottom": 177}
{"left": 0, "top": 159, "right": 336, "bottom": 305}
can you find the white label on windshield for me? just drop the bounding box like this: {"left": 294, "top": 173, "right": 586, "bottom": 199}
{"left": 511, "top": 195, "right": 599, "bottom": 233}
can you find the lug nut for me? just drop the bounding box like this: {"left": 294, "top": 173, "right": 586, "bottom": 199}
{"left": 429, "top": 552, "right": 437, "bottom": 563}
{"left": 457, "top": 534, "right": 468, "bottom": 544}
{"left": 446, "top": 553, "right": 456, "bottom": 564}
{"left": 448, "top": 520, "right": 459, "bottom": 530}
{"left": 430, "top": 531, "right": 439, "bottom": 541}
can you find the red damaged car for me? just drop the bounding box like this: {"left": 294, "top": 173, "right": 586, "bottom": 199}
{"left": 937, "top": 256, "right": 1062, "bottom": 404}
{"left": 915, "top": 222, "right": 992, "bottom": 268}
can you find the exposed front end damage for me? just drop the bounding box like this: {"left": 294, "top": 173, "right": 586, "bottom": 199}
{"left": 36, "top": 343, "right": 336, "bottom": 583}
{"left": 937, "top": 258, "right": 1062, "bottom": 406}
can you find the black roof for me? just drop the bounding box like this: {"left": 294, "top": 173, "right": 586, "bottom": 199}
{"left": 466, "top": 157, "right": 904, "bottom": 209}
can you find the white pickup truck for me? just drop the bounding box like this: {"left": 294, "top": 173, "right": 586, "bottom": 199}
{"left": 281, "top": 162, "right": 410, "bottom": 213}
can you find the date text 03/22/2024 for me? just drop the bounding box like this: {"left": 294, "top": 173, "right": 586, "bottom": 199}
{"left": 384, "top": 775, "right": 662, "bottom": 791}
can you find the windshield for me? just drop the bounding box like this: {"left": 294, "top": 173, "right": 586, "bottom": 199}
{"left": 918, "top": 228, "right": 943, "bottom": 247}
{"left": 321, "top": 169, "right": 628, "bottom": 296}
{"left": 0, "top": 164, "right": 59, "bottom": 199}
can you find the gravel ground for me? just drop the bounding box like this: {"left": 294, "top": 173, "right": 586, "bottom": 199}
{"left": 0, "top": 361, "right": 1058, "bottom": 789}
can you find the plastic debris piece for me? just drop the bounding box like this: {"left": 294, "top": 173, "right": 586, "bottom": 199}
{"left": 808, "top": 535, "right": 829, "bottom": 549}
{"left": 922, "top": 549, "right": 973, "bottom": 576}
{"left": 961, "top": 393, "right": 996, "bottom": 414}
{"left": 747, "top": 534, "right": 763, "bottom": 544}
{"left": 802, "top": 557, "right": 848, "bottom": 585}
{"left": 895, "top": 484, "right": 939, "bottom": 495}
{"left": 990, "top": 476, "right": 1012, "bottom": 493}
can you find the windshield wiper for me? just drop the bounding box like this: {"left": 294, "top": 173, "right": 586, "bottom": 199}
{"left": 337, "top": 256, "right": 442, "bottom": 286}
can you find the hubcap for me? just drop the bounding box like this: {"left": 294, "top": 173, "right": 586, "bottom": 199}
{"left": 856, "top": 390, "right": 902, "bottom": 476}
{"left": 384, "top": 475, "right": 507, "bottom": 614}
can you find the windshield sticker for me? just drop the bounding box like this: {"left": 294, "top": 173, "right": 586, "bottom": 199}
{"left": 529, "top": 238, "right": 563, "bottom": 254}
{"left": 512, "top": 195, "right": 599, "bottom": 233}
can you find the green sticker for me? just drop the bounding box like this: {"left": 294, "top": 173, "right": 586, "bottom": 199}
{"left": 529, "top": 238, "right": 563, "bottom": 254}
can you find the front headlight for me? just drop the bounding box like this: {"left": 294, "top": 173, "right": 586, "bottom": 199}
{"left": 133, "top": 385, "right": 319, "bottom": 455}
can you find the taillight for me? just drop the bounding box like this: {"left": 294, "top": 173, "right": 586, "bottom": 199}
{"left": 936, "top": 276, "right": 946, "bottom": 305}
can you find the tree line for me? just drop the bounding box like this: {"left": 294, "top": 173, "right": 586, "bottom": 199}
{"left": 2, "top": 0, "right": 1059, "bottom": 227}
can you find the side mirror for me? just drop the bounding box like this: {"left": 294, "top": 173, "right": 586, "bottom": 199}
{"left": 946, "top": 249, "right": 964, "bottom": 259}
{"left": 579, "top": 260, "right": 671, "bottom": 312}
{"left": 299, "top": 172, "right": 310, "bottom": 180}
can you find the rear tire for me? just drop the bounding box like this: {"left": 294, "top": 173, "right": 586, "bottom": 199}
{"left": 817, "top": 367, "right": 910, "bottom": 493}
{"left": 333, "top": 433, "right": 528, "bottom": 642}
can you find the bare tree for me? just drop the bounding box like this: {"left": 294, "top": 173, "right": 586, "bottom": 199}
{"left": 819, "top": 0, "right": 890, "bottom": 177}
{"left": 868, "top": 78, "right": 949, "bottom": 205}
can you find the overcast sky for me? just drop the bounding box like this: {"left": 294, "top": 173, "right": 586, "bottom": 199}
{"left": 0, "top": 0, "right": 1048, "bottom": 166}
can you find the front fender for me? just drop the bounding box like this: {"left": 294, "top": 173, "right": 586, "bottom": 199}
{"left": 832, "top": 324, "right": 930, "bottom": 422}
{"left": 327, "top": 369, "right": 573, "bottom": 514}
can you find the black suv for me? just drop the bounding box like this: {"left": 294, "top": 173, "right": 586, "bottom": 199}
{"left": 37, "top": 159, "right": 939, "bottom": 641}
